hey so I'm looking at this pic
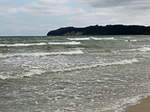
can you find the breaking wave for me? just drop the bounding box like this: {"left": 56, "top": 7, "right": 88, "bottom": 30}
{"left": 137, "top": 46, "right": 150, "bottom": 52}
{"left": 0, "top": 58, "right": 139, "bottom": 80}
{"left": 0, "top": 69, "right": 45, "bottom": 80}
{"left": 125, "top": 39, "right": 138, "bottom": 42}
{"left": 122, "top": 36, "right": 132, "bottom": 39}
{"left": 48, "top": 41, "right": 81, "bottom": 45}
{"left": 67, "top": 37, "right": 118, "bottom": 41}
{"left": 0, "top": 75, "right": 12, "bottom": 80}
{"left": 91, "top": 37, "right": 116, "bottom": 40}
{"left": 23, "top": 69, "right": 45, "bottom": 77}
{"left": 0, "top": 43, "right": 47, "bottom": 47}
{"left": 50, "top": 58, "right": 139, "bottom": 73}
{"left": 0, "top": 49, "right": 84, "bottom": 58}
{"left": 122, "top": 46, "right": 150, "bottom": 52}
{"left": 67, "top": 38, "right": 90, "bottom": 41}
{"left": 0, "top": 41, "right": 81, "bottom": 47}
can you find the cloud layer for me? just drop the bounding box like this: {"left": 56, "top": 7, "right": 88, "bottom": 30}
{"left": 0, "top": 0, "right": 150, "bottom": 35}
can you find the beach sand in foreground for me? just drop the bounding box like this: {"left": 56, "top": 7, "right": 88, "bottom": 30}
{"left": 127, "top": 96, "right": 150, "bottom": 112}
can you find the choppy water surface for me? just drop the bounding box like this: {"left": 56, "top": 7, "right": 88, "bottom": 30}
{"left": 1, "top": 35, "right": 150, "bottom": 112}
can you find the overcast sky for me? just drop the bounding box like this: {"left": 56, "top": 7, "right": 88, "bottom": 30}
{"left": 0, "top": 0, "right": 150, "bottom": 36}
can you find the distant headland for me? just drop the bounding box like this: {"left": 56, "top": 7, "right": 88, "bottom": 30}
{"left": 47, "top": 25, "right": 150, "bottom": 36}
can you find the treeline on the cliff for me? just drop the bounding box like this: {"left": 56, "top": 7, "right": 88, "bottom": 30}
{"left": 47, "top": 25, "right": 150, "bottom": 36}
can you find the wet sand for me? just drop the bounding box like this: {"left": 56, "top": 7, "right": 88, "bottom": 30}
{"left": 127, "top": 96, "right": 150, "bottom": 112}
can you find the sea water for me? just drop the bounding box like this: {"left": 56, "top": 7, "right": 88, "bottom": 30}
{"left": 0, "top": 35, "right": 150, "bottom": 112}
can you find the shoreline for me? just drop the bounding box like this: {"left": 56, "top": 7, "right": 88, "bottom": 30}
{"left": 126, "top": 96, "right": 150, "bottom": 112}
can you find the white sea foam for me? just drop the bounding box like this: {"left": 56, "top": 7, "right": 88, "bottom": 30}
{"left": 48, "top": 41, "right": 81, "bottom": 45}
{"left": 0, "top": 43, "right": 47, "bottom": 47}
{"left": 91, "top": 37, "right": 116, "bottom": 40}
{"left": 67, "top": 38, "right": 90, "bottom": 41}
{"left": 0, "top": 49, "right": 84, "bottom": 58}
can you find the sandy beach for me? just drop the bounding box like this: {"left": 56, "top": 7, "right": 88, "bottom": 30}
{"left": 127, "top": 96, "right": 150, "bottom": 112}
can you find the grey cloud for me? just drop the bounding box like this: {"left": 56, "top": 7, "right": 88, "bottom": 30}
{"left": 88, "top": 0, "right": 131, "bottom": 7}
{"left": 19, "top": 0, "right": 83, "bottom": 16}
{"left": 77, "top": 0, "right": 150, "bottom": 20}
{"left": 70, "top": 0, "right": 150, "bottom": 27}
{"left": 80, "top": 0, "right": 150, "bottom": 9}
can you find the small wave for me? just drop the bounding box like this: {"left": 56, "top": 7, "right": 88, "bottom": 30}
{"left": 23, "top": 69, "right": 45, "bottom": 77}
{"left": 0, "top": 75, "right": 12, "bottom": 80}
{"left": 130, "top": 39, "right": 137, "bottom": 42}
{"left": 67, "top": 38, "right": 90, "bottom": 41}
{"left": 91, "top": 37, "right": 116, "bottom": 40}
{"left": 106, "top": 58, "right": 139, "bottom": 65}
{"left": 125, "top": 39, "right": 137, "bottom": 42}
{"left": 50, "top": 58, "right": 139, "bottom": 73}
{"left": 48, "top": 41, "right": 81, "bottom": 45}
{"left": 0, "top": 58, "right": 138, "bottom": 80}
{"left": 122, "top": 36, "right": 131, "bottom": 39}
{"left": 0, "top": 41, "right": 81, "bottom": 47}
{"left": 122, "top": 47, "right": 150, "bottom": 52}
{"left": 0, "top": 43, "right": 47, "bottom": 47}
{"left": 0, "top": 49, "right": 84, "bottom": 58}
{"left": 137, "top": 47, "right": 150, "bottom": 52}
{"left": 0, "top": 69, "right": 45, "bottom": 80}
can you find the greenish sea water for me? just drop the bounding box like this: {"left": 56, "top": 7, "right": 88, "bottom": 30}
{"left": 0, "top": 35, "right": 150, "bottom": 112}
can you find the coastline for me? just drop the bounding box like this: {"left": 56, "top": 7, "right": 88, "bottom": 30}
{"left": 126, "top": 96, "right": 150, "bottom": 112}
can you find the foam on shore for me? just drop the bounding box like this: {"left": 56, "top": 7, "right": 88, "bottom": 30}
{"left": 101, "top": 95, "right": 146, "bottom": 112}
{"left": 127, "top": 95, "right": 150, "bottom": 112}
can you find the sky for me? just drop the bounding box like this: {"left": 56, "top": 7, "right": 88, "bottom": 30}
{"left": 0, "top": 0, "right": 150, "bottom": 36}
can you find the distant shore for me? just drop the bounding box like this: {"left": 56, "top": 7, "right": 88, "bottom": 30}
{"left": 47, "top": 25, "right": 150, "bottom": 36}
{"left": 127, "top": 96, "right": 150, "bottom": 112}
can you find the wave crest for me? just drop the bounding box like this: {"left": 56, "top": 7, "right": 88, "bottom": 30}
{"left": 50, "top": 58, "right": 139, "bottom": 73}
{"left": 0, "top": 49, "right": 84, "bottom": 58}
{"left": 67, "top": 38, "right": 90, "bottom": 41}
{"left": 0, "top": 41, "right": 81, "bottom": 47}
{"left": 0, "top": 58, "right": 139, "bottom": 80}
{"left": 91, "top": 37, "right": 116, "bottom": 40}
